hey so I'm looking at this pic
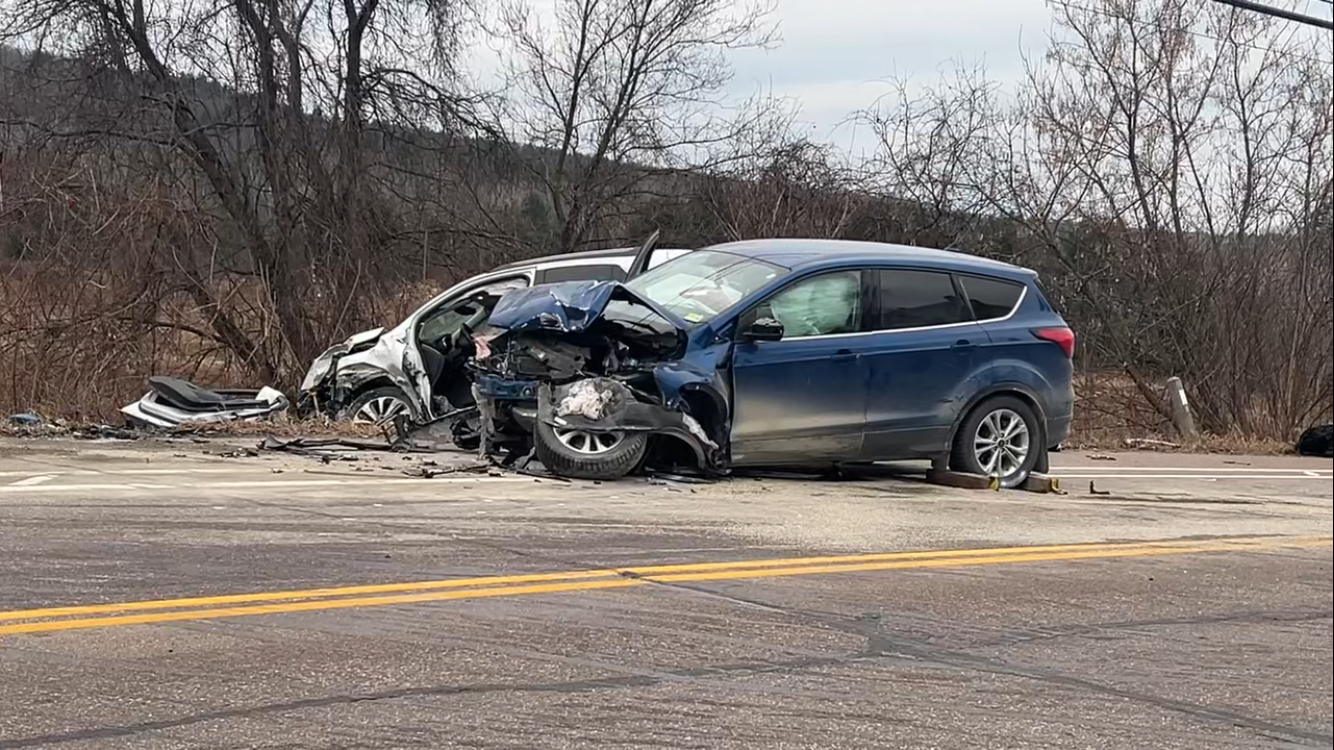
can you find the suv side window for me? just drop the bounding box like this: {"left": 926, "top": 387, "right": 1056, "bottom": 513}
{"left": 741, "top": 270, "right": 865, "bottom": 338}
{"left": 876, "top": 269, "right": 971, "bottom": 330}
{"left": 539, "top": 264, "right": 626, "bottom": 283}
{"left": 958, "top": 274, "right": 1025, "bottom": 320}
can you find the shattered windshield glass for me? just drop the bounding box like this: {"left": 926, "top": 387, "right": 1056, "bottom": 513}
{"left": 625, "top": 250, "right": 789, "bottom": 325}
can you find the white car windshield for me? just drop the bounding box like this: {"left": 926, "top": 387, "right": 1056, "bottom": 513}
{"left": 626, "top": 250, "right": 788, "bottom": 325}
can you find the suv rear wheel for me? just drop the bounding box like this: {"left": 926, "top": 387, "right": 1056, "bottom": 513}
{"left": 950, "top": 395, "right": 1041, "bottom": 488}
{"left": 534, "top": 420, "right": 647, "bottom": 480}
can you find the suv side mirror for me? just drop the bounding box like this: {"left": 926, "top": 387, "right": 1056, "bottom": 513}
{"left": 742, "top": 317, "right": 784, "bottom": 342}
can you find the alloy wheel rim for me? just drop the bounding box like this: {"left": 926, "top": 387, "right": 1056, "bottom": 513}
{"left": 973, "top": 408, "right": 1031, "bottom": 478}
{"left": 354, "top": 396, "right": 409, "bottom": 425}
{"left": 553, "top": 428, "right": 624, "bottom": 455}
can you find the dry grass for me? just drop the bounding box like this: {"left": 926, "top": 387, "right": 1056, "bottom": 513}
{"left": 1065, "top": 371, "right": 1300, "bottom": 455}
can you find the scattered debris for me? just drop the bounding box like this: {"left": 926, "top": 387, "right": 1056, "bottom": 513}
{"left": 216, "top": 447, "right": 260, "bottom": 458}
{"left": 1123, "top": 437, "right": 1182, "bottom": 450}
{"left": 401, "top": 461, "right": 491, "bottom": 479}
{"left": 1223, "top": 459, "right": 1251, "bottom": 466}
{"left": 258, "top": 436, "right": 400, "bottom": 460}
{"left": 1086, "top": 453, "right": 1117, "bottom": 461}
{"left": 643, "top": 470, "right": 714, "bottom": 485}
{"left": 72, "top": 425, "right": 141, "bottom": 441}
{"left": 7, "top": 412, "right": 44, "bottom": 426}
{"left": 1089, "top": 481, "right": 1111, "bottom": 496}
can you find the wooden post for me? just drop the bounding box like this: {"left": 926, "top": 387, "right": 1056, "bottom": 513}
{"left": 1165, "top": 377, "right": 1198, "bottom": 437}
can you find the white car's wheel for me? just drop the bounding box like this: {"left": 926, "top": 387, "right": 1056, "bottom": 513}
{"left": 344, "top": 387, "right": 412, "bottom": 425}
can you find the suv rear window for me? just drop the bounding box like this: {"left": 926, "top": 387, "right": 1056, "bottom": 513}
{"left": 877, "top": 270, "right": 971, "bottom": 330}
{"left": 959, "top": 275, "right": 1024, "bottom": 320}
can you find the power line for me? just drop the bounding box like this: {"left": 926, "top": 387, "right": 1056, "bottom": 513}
{"left": 1211, "top": 0, "right": 1334, "bottom": 29}
{"left": 1051, "top": 0, "right": 1333, "bottom": 66}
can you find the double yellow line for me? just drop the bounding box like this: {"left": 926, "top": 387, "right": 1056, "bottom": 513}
{"left": 1, "top": 535, "right": 1327, "bottom": 637}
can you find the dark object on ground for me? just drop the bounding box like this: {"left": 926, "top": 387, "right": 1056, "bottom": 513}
{"left": 73, "top": 425, "right": 141, "bottom": 440}
{"left": 8, "top": 412, "right": 44, "bottom": 426}
{"left": 1295, "top": 424, "right": 1333, "bottom": 457}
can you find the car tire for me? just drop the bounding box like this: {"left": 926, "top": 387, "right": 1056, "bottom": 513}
{"left": 341, "top": 386, "right": 414, "bottom": 425}
{"left": 950, "top": 395, "right": 1042, "bottom": 489}
{"left": 533, "top": 419, "right": 648, "bottom": 481}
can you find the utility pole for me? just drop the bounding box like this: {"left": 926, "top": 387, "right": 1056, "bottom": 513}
{"left": 1211, "top": 0, "right": 1334, "bottom": 30}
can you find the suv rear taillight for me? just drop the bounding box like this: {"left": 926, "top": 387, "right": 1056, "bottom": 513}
{"left": 1033, "top": 327, "right": 1075, "bottom": 358}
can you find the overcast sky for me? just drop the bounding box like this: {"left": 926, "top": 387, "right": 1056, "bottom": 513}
{"left": 468, "top": 0, "right": 1332, "bottom": 155}
{"left": 469, "top": 0, "right": 1058, "bottom": 154}
{"left": 724, "top": 0, "right": 1055, "bottom": 153}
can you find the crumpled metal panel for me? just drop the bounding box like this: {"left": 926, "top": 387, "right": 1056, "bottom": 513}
{"left": 486, "top": 280, "right": 689, "bottom": 334}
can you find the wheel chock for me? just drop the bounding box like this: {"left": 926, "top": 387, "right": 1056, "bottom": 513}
{"left": 926, "top": 469, "right": 1000, "bottom": 491}
{"left": 1019, "top": 472, "right": 1063, "bottom": 494}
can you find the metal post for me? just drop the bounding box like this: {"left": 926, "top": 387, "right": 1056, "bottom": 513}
{"left": 1165, "top": 377, "right": 1198, "bottom": 438}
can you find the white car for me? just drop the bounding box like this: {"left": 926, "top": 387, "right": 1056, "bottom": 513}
{"left": 298, "top": 238, "right": 691, "bottom": 424}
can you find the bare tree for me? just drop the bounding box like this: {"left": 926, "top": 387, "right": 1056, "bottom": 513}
{"left": 866, "top": 0, "right": 1332, "bottom": 439}
{"left": 1, "top": 0, "right": 482, "bottom": 384}
{"left": 492, "top": 0, "right": 778, "bottom": 252}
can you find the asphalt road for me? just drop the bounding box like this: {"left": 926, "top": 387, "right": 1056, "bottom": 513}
{"left": 1, "top": 437, "right": 1331, "bottom": 749}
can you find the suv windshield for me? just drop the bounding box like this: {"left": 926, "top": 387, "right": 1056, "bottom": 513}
{"left": 626, "top": 249, "right": 788, "bottom": 325}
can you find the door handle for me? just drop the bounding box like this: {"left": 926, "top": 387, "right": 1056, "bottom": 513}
{"left": 952, "top": 339, "right": 978, "bottom": 354}
{"left": 830, "top": 349, "right": 860, "bottom": 362}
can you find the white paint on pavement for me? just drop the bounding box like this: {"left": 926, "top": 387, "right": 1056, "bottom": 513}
{"left": 0, "top": 476, "right": 533, "bottom": 494}
{"left": 9, "top": 475, "right": 57, "bottom": 486}
{"left": 1051, "top": 473, "right": 1331, "bottom": 480}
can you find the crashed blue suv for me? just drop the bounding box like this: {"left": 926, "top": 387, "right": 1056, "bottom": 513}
{"left": 468, "top": 239, "right": 1075, "bottom": 486}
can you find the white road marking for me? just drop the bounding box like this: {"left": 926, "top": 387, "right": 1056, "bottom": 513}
{"left": 1051, "top": 473, "right": 1331, "bottom": 480}
{"left": 1052, "top": 467, "right": 1332, "bottom": 473}
{"left": 0, "top": 476, "right": 533, "bottom": 494}
{"left": 0, "top": 467, "right": 281, "bottom": 478}
{"left": 9, "top": 475, "right": 56, "bottom": 486}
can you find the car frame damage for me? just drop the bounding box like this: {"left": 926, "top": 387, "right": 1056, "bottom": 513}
{"left": 463, "top": 280, "right": 731, "bottom": 480}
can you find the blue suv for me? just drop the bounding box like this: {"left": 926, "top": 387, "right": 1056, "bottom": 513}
{"left": 469, "top": 239, "right": 1075, "bottom": 486}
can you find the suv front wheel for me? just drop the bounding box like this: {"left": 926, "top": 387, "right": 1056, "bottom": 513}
{"left": 950, "top": 396, "right": 1042, "bottom": 488}
{"left": 534, "top": 420, "right": 648, "bottom": 480}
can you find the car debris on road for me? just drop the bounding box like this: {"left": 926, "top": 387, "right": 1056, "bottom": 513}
{"left": 120, "top": 376, "right": 289, "bottom": 429}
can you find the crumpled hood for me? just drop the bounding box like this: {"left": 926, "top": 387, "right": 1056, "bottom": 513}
{"left": 344, "top": 326, "right": 386, "bottom": 350}
{"left": 487, "top": 281, "right": 689, "bottom": 335}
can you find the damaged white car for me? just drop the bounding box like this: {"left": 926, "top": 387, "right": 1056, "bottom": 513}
{"left": 297, "top": 237, "right": 689, "bottom": 424}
